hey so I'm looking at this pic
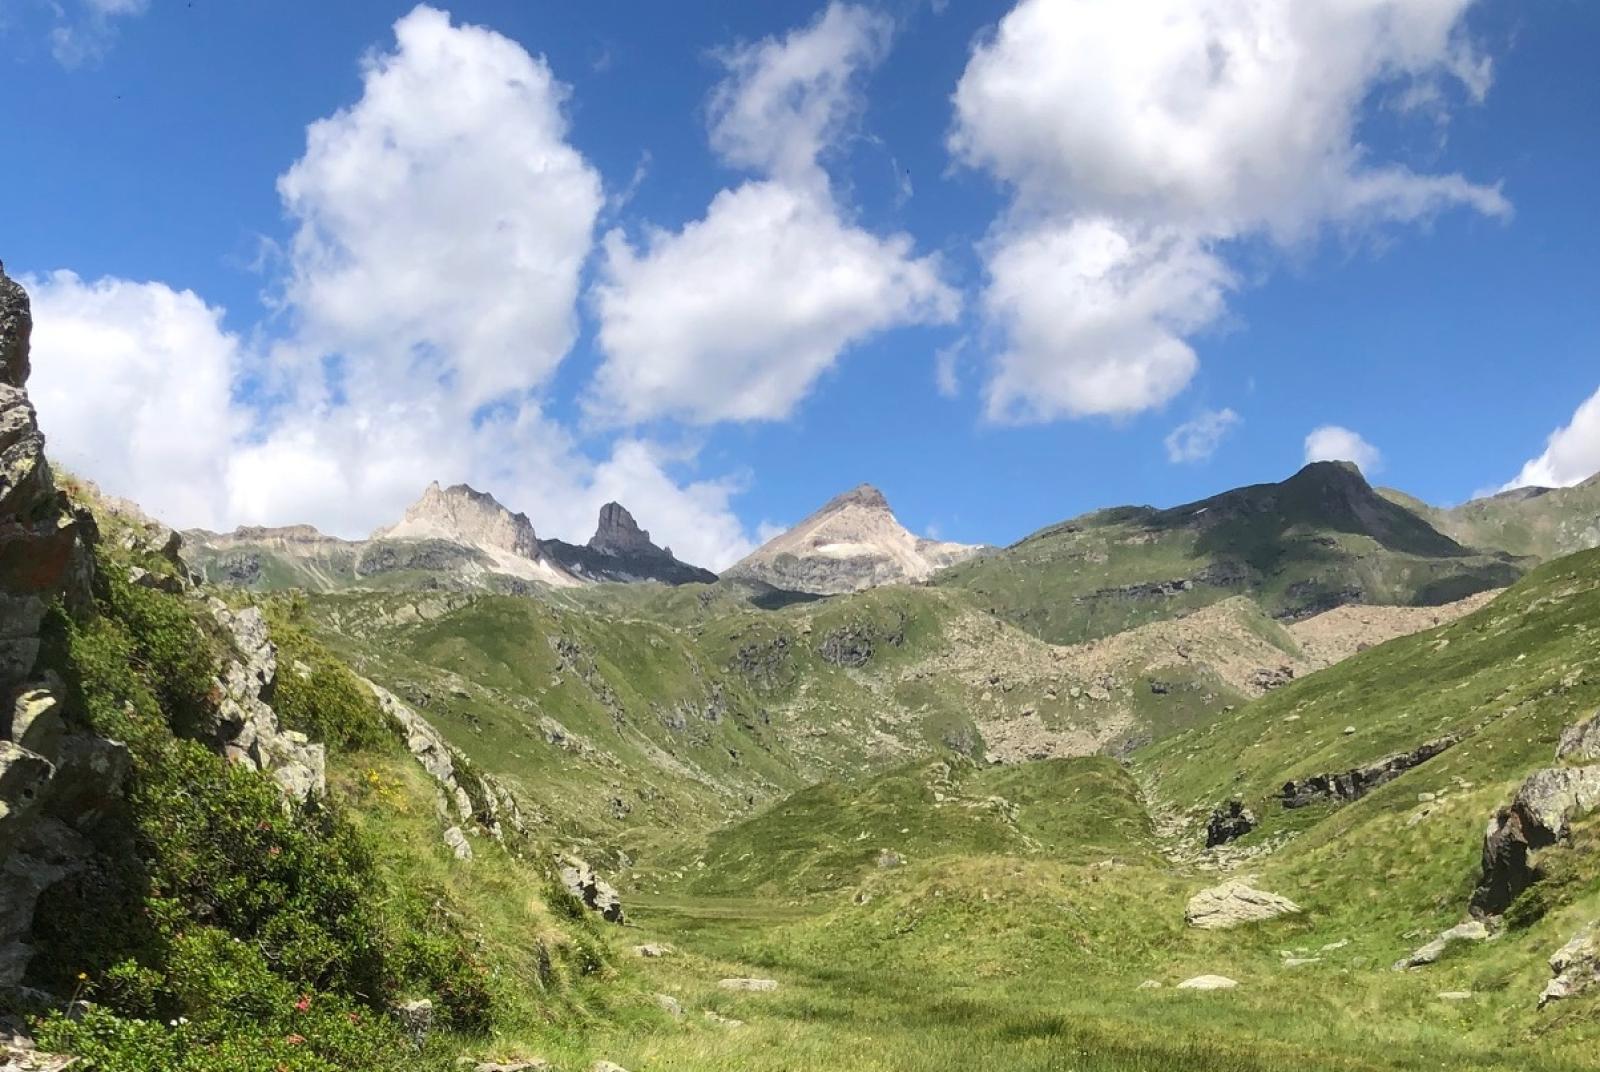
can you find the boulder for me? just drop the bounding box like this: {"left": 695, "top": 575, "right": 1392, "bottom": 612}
{"left": 556, "top": 855, "right": 624, "bottom": 923}
{"left": 1556, "top": 711, "right": 1600, "bottom": 762}
{"left": 654, "top": 993, "right": 683, "bottom": 1018}
{"left": 393, "top": 998, "right": 433, "bottom": 1045}
{"left": 1539, "top": 924, "right": 1600, "bottom": 1007}
{"left": 633, "top": 943, "right": 672, "bottom": 958}
{"left": 718, "top": 978, "right": 778, "bottom": 992}
{"left": 1204, "top": 800, "right": 1257, "bottom": 847}
{"left": 592, "top": 1063, "right": 631, "bottom": 1072}
{"left": 1471, "top": 765, "right": 1600, "bottom": 915}
{"left": 1176, "top": 975, "right": 1238, "bottom": 990}
{"left": 1185, "top": 881, "right": 1301, "bottom": 929}
{"left": 443, "top": 825, "right": 473, "bottom": 861}
{"left": 1393, "top": 921, "right": 1489, "bottom": 970}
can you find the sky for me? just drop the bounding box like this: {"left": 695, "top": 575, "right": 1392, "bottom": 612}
{"left": 2, "top": 0, "right": 1597, "bottom": 570}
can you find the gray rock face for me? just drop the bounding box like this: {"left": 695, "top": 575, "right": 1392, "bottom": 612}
{"left": 1185, "top": 881, "right": 1301, "bottom": 929}
{"left": 1393, "top": 921, "right": 1490, "bottom": 970}
{"left": 589, "top": 502, "right": 655, "bottom": 557}
{"left": 557, "top": 854, "right": 624, "bottom": 923}
{"left": 1556, "top": 711, "right": 1600, "bottom": 762}
{"left": 1205, "top": 800, "right": 1257, "bottom": 847}
{"left": 1280, "top": 735, "right": 1457, "bottom": 809}
{"left": 1539, "top": 924, "right": 1599, "bottom": 1007}
{"left": 443, "top": 825, "right": 473, "bottom": 861}
{"left": 1472, "top": 764, "right": 1600, "bottom": 915}
{"left": 540, "top": 502, "right": 717, "bottom": 586}
{"left": 204, "top": 602, "right": 326, "bottom": 802}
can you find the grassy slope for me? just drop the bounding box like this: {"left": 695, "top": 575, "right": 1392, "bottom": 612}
{"left": 520, "top": 552, "right": 1600, "bottom": 1071}
{"left": 939, "top": 463, "right": 1524, "bottom": 646}
{"left": 1382, "top": 477, "right": 1600, "bottom": 561}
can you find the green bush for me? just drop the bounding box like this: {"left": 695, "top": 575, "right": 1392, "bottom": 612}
{"left": 266, "top": 612, "right": 390, "bottom": 752}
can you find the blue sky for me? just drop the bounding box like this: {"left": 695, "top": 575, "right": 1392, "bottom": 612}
{"left": 2, "top": 0, "right": 1597, "bottom": 568}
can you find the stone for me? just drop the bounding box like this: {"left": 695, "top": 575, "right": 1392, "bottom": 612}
{"left": 443, "top": 826, "right": 473, "bottom": 861}
{"left": 718, "top": 977, "right": 778, "bottom": 992}
{"left": 8, "top": 687, "right": 62, "bottom": 759}
{"left": 0, "top": 742, "right": 53, "bottom": 846}
{"left": 633, "top": 943, "right": 672, "bottom": 958}
{"left": 1556, "top": 711, "right": 1600, "bottom": 762}
{"left": 204, "top": 602, "right": 325, "bottom": 802}
{"left": 1393, "top": 921, "right": 1490, "bottom": 970}
{"left": 556, "top": 854, "right": 624, "bottom": 924}
{"left": 1136, "top": 979, "right": 1163, "bottom": 990}
{"left": 1249, "top": 666, "right": 1295, "bottom": 691}
{"left": 1472, "top": 765, "right": 1600, "bottom": 915}
{"left": 1437, "top": 991, "right": 1474, "bottom": 1001}
{"left": 1204, "top": 800, "right": 1257, "bottom": 847}
{"left": 654, "top": 993, "right": 683, "bottom": 1018}
{"left": 1176, "top": 975, "right": 1238, "bottom": 990}
{"left": 1185, "top": 881, "right": 1302, "bottom": 929}
{"left": 702, "top": 1010, "right": 744, "bottom": 1028}
{"left": 1539, "top": 925, "right": 1600, "bottom": 1007}
{"left": 393, "top": 998, "right": 433, "bottom": 1045}
{"left": 1282, "top": 957, "right": 1320, "bottom": 968}
{"left": 876, "top": 849, "right": 903, "bottom": 869}
{"left": 592, "top": 1062, "right": 630, "bottom": 1072}
{"left": 1280, "top": 736, "right": 1458, "bottom": 810}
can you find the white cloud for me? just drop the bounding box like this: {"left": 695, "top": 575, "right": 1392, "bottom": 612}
{"left": 48, "top": 0, "right": 148, "bottom": 68}
{"left": 21, "top": 5, "right": 759, "bottom": 571}
{"left": 1504, "top": 386, "right": 1600, "bottom": 490}
{"left": 953, "top": 0, "right": 1508, "bottom": 423}
{"left": 277, "top": 3, "right": 603, "bottom": 411}
{"left": 1165, "top": 408, "right": 1240, "bottom": 464}
{"left": 1305, "top": 425, "right": 1383, "bottom": 475}
{"left": 982, "top": 218, "right": 1229, "bottom": 422}
{"left": 26, "top": 271, "right": 242, "bottom": 529}
{"left": 592, "top": 181, "right": 956, "bottom": 424}
{"left": 589, "top": 2, "right": 958, "bottom": 426}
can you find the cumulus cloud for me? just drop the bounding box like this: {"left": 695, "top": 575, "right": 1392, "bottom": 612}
{"left": 277, "top": 4, "right": 603, "bottom": 411}
{"left": 952, "top": 0, "right": 1509, "bottom": 424}
{"left": 26, "top": 271, "right": 242, "bottom": 528}
{"left": 1305, "top": 425, "right": 1383, "bottom": 475}
{"left": 589, "top": 2, "right": 958, "bottom": 426}
{"left": 23, "top": 5, "right": 759, "bottom": 570}
{"left": 1165, "top": 408, "right": 1241, "bottom": 464}
{"left": 48, "top": 0, "right": 148, "bottom": 68}
{"left": 1504, "top": 386, "right": 1600, "bottom": 490}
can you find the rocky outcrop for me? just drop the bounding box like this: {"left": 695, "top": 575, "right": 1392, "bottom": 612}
{"left": 1556, "top": 710, "right": 1600, "bottom": 762}
{"left": 540, "top": 502, "right": 717, "bottom": 586}
{"left": 1279, "top": 735, "right": 1457, "bottom": 809}
{"left": 1393, "top": 921, "right": 1489, "bottom": 970}
{"left": 721, "top": 484, "right": 984, "bottom": 596}
{"left": 1205, "top": 800, "right": 1257, "bottom": 847}
{"left": 1539, "top": 924, "right": 1600, "bottom": 1007}
{"left": 367, "top": 681, "right": 524, "bottom": 852}
{"left": 1472, "top": 764, "right": 1600, "bottom": 915}
{"left": 374, "top": 482, "right": 581, "bottom": 588}
{"left": 1185, "top": 881, "right": 1301, "bottom": 929}
{"left": 203, "top": 601, "right": 325, "bottom": 802}
{"left": 556, "top": 854, "right": 624, "bottom": 923}
{"left": 0, "top": 265, "right": 126, "bottom": 989}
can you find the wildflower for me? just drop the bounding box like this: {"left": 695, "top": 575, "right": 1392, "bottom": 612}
{"left": 294, "top": 994, "right": 312, "bottom": 1013}
{"left": 285, "top": 1033, "right": 305, "bottom": 1046}
{"left": 76, "top": 972, "right": 88, "bottom": 982}
{"left": 269, "top": 845, "right": 282, "bottom": 858}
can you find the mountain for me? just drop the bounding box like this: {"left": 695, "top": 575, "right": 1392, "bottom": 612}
{"left": 184, "top": 487, "right": 717, "bottom": 592}
{"left": 1381, "top": 473, "right": 1600, "bottom": 560}
{"left": 939, "top": 460, "right": 1526, "bottom": 645}
{"left": 541, "top": 501, "right": 717, "bottom": 585}
{"left": 720, "top": 483, "right": 986, "bottom": 596}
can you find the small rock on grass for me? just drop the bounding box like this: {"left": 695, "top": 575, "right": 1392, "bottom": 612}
{"left": 1177, "top": 975, "right": 1239, "bottom": 990}
{"left": 633, "top": 943, "right": 673, "bottom": 958}
{"left": 1437, "top": 992, "right": 1474, "bottom": 1002}
{"left": 655, "top": 994, "right": 683, "bottom": 1018}
{"left": 704, "top": 1010, "right": 745, "bottom": 1028}
{"left": 718, "top": 977, "right": 778, "bottom": 992}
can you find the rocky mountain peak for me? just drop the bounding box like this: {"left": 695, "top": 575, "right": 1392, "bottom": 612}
{"left": 1, "top": 261, "right": 31, "bottom": 388}
{"left": 722, "top": 483, "right": 984, "bottom": 596}
{"left": 589, "top": 501, "right": 660, "bottom": 558}
{"left": 377, "top": 481, "right": 541, "bottom": 560}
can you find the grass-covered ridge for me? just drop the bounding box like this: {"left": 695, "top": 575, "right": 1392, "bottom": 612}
{"left": 939, "top": 461, "right": 1525, "bottom": 645}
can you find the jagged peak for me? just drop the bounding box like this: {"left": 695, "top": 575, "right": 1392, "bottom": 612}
{"left": 588, "top": 501, "right": 661, "bottom": 558}
{"left": 819, "top": 483, "right": 890, "bottom": 514}
{"left": 377, "top": 481, "right": 541, "bottom": 559}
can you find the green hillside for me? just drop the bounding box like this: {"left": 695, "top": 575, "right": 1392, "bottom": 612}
{"left": 1383, "top": 474, "right": 1600, "bottom": 560}
{"left": 939, "top": 461, "right": 1525, "bottom": 645}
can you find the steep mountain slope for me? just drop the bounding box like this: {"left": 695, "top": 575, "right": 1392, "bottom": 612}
{"left": 1383, "top": 474, "right": 1600, "bottom": 560}
{"left": 541, "top": 501, "right": 717, "bottom": 585}
{"left": 721, "top": 484, "right": 985, "bottom": 595}
{"left": 185, "top": 487, "right": 716, "bottom": 593}
{"left": 939, "top": 461, "right": 1525, "bottom": 645}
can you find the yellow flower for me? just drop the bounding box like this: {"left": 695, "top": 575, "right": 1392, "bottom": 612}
{"left": 77, "top": 972, "right": 88, "bottom": 981}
